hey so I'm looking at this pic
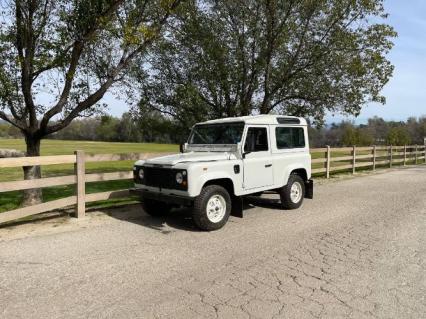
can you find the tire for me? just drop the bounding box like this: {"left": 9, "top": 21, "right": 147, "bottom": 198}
{"left": 280, "top": 174, "right": 305, "bottom": 209}
{"left": 141, "top": 198, "right": 172, "bottom": 217}
{"left": 192, "top": 185, "right": 231, "bottom": 231}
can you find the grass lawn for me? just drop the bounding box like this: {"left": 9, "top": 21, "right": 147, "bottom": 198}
{"left": 0, "top": 139, "right": 178, "bottom": 155}
{"left": 0, "top": 139, "right": 178, "bottom": 214}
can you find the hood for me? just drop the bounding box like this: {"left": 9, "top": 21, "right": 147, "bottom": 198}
{"left": 136, "top": 152, "right": 236, "bottom": 166}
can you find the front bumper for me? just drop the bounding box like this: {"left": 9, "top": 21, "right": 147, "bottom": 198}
{"left": 130, "top": 188, "right": 194, "bottom": 206}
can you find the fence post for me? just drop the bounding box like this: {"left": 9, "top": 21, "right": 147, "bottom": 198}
{"left": 389, "top": 145, "right": 393, "bottom": 168}
{"left": 74, "top": 150, "right": 86, "bottom": 218}
{"left": 326, "top": 145, "right": 331, "bottom": 179}
{"left": 403, "top": 145, "right": 407, "bottom": 166}
{"left": 424, "top": 140, "right": 426, "bottom": 164}
{"left": 415, "top": 145, "right": 418, "bottom": 164}
{"left": 373, "top": 145, "right": 376, "bottom": 171}
{"left": 352, "top": 145, "right": 356, "bottom": 174}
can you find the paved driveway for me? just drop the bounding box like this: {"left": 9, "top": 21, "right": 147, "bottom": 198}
{"left": 0, "top": 167, "right": 425, "bottom": 318}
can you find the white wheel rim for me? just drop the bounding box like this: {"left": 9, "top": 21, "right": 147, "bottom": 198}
{"left": 290, "top": 181, "right": 303, "bottom": 203}
{"left": 206, "top": 194, "right": 226, "bottom": 223}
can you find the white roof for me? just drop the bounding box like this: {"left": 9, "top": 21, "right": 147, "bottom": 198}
{"left": 199, "top": 115, "right": 307, "bottom": 126}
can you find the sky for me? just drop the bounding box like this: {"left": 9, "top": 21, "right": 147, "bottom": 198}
{"left": 91, "top": 1, "right": 426, "bottom": 124}
{"left": 326, "top": 0, "right": 426, "bottom": 124}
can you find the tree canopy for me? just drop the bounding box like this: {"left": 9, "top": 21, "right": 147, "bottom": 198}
{"left": 137, "top": 0, "right": 396, "bottom": 126}
{"left": 0, "top": 0, "right": 181, "bottom": 204}
{"left": 0, "top": 0, "right": 181, "bottom": 153}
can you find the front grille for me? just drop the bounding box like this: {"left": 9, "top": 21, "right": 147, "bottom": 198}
{"left": 134, "top": 166, "right": 187, "bottom": 191}
{"left": 144, "top": 167, "right": 175, "bottom": 189}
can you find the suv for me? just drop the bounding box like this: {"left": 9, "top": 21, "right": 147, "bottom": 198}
{"left": 132, "top": 115, "right": 313, "bottom": 231}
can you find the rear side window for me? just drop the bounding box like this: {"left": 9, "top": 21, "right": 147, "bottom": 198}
{"left": 276, "top": 127, "right": 305, "bottom": 149}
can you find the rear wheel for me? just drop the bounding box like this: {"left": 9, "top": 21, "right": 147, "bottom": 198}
{"left": 280, "top": 174, "right": 305, "bottom": 209}
{"left": 141, "top": 198, "right": 172, "bottom": 217}
{"left": 192, "top": 185, "right": 231, "bottom": 231}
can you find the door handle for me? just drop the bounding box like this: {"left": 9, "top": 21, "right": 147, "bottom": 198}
{"left": 265, "top": 164, "right": 272, "bottom": 168}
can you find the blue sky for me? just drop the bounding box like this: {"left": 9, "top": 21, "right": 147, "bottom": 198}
{"left": 106, "top": 0, "right": 426, "bottom": 124}
{"left": 326, "top": 0, "right": 426, "bottom": 123}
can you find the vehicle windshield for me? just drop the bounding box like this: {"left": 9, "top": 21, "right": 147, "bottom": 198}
{"left": 189, "top": 122, "right": 245, "bottom": 145}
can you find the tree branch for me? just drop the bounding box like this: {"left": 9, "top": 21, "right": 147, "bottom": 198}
{"left": 39, "top": 0, "right": 126, "bottom": 131}
{"left": 0, "top": 110, "right": 25, "bottom": 130}
{"left": 15, "top": 0, "right": 37, "bottom": 128}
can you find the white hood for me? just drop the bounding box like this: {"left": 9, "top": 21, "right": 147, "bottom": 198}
{"left": 136, "top": 152, "right": 236, "bottom": 166}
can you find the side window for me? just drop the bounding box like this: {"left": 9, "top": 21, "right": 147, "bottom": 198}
{"left": 244, "top": 127, "right": 269, "bottom": 152}
{"left": 276, "top": 127, "right": 305, "bottom": 149}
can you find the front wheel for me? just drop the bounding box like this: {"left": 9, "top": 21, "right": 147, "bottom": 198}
{"left": 192, "top": 185, "right": 231, "bottom": 231}
{"left": 280, "top": 174, "right": 305, "bottom": 209}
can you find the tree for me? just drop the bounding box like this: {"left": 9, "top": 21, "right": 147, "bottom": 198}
{"left": 341, "top": 126, "right": 357, "bottom": 146}
{"left": 96, "top": 115, "right": 119, "bottom": 141}
{"left": 138, "top": 0, "right": 396, "bottom": 127}
{"left": 0, "top": 0, "right": 181, "bottom": 204}
{"left": 366, "top": 116, "right": 388, "bottom": 144}
{"left": 386, "top": 127, "right": 411, "bottom": 146}
{"left": 357, "top": 128, "right": 374, "bottom": 146}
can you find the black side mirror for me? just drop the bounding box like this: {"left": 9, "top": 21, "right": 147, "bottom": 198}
{"left": 179, "top": 143, "right": 184, "bottom": 153}
{"left": 242, "top": 150, "right": 251, "bottom": 159}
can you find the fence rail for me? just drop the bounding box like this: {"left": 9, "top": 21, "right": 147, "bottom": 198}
{"left": 310, "top": 145, "right": 426, "bottom": 176}
{"left": 0, "top": 145, "right": 425, "bottom": 225}
{"left": 0, "top": 152, "right": 173, "bottom": 225}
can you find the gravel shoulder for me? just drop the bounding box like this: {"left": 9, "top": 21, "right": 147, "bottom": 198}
{"left": 0, "top": 166, "right": 425, "bottom": 318}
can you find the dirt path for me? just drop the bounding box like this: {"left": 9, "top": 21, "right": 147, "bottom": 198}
{"left": 1, "top": 167, "right": 425, "bottom": 318}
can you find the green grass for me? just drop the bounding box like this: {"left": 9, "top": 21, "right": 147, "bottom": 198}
{"left": 0, "top": 139, "right": 179, "bottom": 182}
{"left": 0, "top": 139, "right": 178, "bottom": 155}
{"left": 0, "top": 139, "right": 178, "bottom": 214}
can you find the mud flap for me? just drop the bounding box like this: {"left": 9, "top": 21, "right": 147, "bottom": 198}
{"left": 231, "top": 196, "right": 243, "bottom": 218}
{"left": 305, "top": 179, "right": 314, "bottom": 199}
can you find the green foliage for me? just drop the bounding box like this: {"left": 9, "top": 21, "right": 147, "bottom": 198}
{"left": 341, "top": 127, "right": 358, "bottom": 146}
{"left": 308, "top": 116, "right": 426, "bottom": 147}
{"left": 386, "top": 127, "right": 411, "bottom": 145}
{"left": 41, "top": 112, "right": 186, "bottom": 143}
{"left": 0, "top": 0, "right": 181, "bottom": 150}
{"left": 341, "top": 126, "right": 373, "bottom": 146}
{"left": 138, "top": 0, "right": 396, "bottom": 126}
{"left": 0, "top": 123, "right": 22, "bottom": 138}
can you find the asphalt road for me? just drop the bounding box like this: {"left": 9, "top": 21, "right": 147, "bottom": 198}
{"left": 0, "top": 167, "right": 425, "bottom": 319}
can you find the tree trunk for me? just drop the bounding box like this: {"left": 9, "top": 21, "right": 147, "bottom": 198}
{"left": 22, "top": 137, "right": 43, "bottom": 206}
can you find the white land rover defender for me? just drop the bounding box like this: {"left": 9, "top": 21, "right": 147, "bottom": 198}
{"left": 132, "top": 115, "right": 313, "bottom": 231}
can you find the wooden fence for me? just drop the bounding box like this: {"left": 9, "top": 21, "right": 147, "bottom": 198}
{"left": 0, "top": 152, "right": 171, "bottom": 225}
{"left": 311, "top": 145, "right": 426, "bottom": 177}
{"left": 0, "top": 145, "right": 425, "bottom": 225}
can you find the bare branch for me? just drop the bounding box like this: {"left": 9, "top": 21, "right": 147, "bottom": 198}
{"left": 42, "top": 0, "right": 182, "bottom": 135}
{"left": 39, "top": 0, "right": 126, "bottom": 131}
{"left": 0, "top": 110, "right": 25, "bottom": 130}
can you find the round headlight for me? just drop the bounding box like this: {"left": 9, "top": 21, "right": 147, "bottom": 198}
{"left": 138, "top": 168, "right": 144, "bottom": 180}
{"left": 176, "top": 172, "right": 183, "bottom": 184}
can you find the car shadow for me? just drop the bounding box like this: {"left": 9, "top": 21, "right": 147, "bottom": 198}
{"left": 103, "top": 204, "right": 203, "bottom": 233}
{"left": 243, "top": 195, "right": 283, "bottom": 210}
{"left": 100, "top": 195, "right": 284, "bottom": 233}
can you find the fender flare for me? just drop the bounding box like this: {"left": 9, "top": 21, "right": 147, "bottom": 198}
{"left": 283, "top": 164, "right": 309, "bottom": 185}
{"left": 194, "top": 172, "right": 236, "bottom": 197}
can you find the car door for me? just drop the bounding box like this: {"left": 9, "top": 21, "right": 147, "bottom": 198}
{"left": 242, "top": 126, "right": 274, "bottom": 190}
